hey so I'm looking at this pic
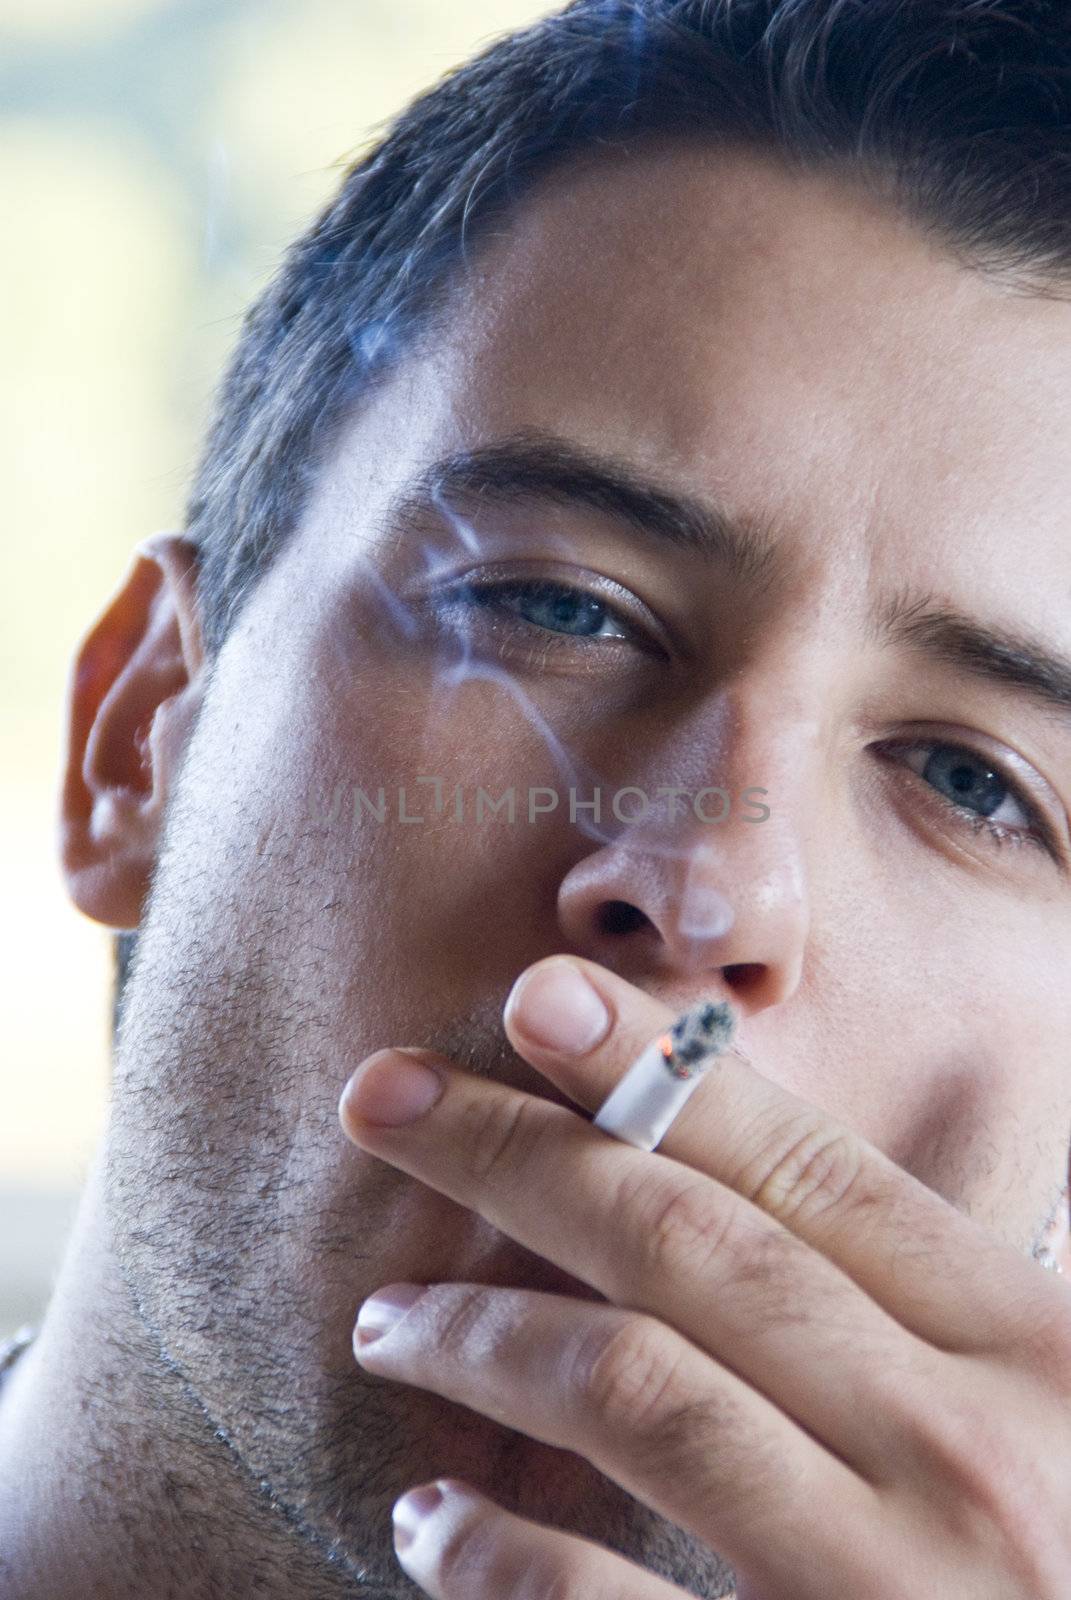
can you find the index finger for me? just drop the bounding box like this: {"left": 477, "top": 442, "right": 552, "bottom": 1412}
{"left": 503, "top": 955, "right": 1071, "bottom": 1359}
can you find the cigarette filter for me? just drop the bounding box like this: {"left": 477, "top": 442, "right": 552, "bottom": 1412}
{"left": 592, "top": 999, "right": 737, "bottom": 1152}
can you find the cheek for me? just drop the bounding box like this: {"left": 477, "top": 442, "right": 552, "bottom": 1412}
{"left": 281, "top": 641, "right": 587, "bottom": 1021}
{"left": 760, "top": 845, "right": 1071, "bottom": 1176}
{"left": 893, "top": 881, "right": 1071, "bottom": 1066}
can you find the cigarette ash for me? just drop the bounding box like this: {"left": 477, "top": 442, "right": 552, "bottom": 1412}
{"left": 660, "top": 1000, "right": 736, "bottom": 1079}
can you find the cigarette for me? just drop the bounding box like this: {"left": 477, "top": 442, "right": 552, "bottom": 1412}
{"left": 592, "top": 1000, "right": 737, "bottom": 1152}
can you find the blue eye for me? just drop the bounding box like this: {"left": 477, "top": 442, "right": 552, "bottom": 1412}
{"left": 443, "top": 577, "right": 632, "bottom": 642}
{"left": 917, "top": 746, "right": 1012, "bottom": 819}
{"left": 499, "top": 581, "right": 626, "bottom": 638}
{"left": 882, "top": 738, "right": 1058, "bottom": 858}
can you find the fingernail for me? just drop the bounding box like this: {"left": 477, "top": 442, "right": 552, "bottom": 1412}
{"left": 354, "top": 1282, "right": 425, "bottom": 1348}
{"left": 506, "top": 960, "right": 611, "bottom": 1054}
{"left": 341, "top": 1050, "right": 445, "bottom": 1127}
{"left": 393, "top": 1481, "right": 445, "bottom": 1552}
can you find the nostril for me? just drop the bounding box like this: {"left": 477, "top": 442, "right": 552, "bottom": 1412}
{"left": 723, "top": 961, "right": 766, "bottom": 993}
{"left": 596, "top": 899, "right": 652, "bottom": 937}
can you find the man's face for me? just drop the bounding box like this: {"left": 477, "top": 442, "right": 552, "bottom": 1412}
{"left": 106, "top": 145, "right": 1071, "bottom": 1593}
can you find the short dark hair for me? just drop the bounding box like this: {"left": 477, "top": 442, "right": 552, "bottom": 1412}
{"left": 113, "top": 0, "right": 1071, "bottom": 1026}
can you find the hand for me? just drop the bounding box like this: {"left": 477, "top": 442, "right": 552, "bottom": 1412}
{"left": 338, "top": 956, "right": 1071, "bottom": 1600}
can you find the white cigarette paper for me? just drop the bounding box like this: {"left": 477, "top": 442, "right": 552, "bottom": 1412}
{"left": 592, "top": 1000, "right": 737, "bottom": 1152}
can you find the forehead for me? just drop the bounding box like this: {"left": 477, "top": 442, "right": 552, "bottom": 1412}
{"left": 442, "top": 140, "right": 1070, "bottom": 453}
{"left": 391, "top": 141, "right": 1070, "bottom": 619}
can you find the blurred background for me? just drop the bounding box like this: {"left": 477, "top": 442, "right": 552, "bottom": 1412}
{"left": 0, "top": 0, "right": 556, "bottom": 1341}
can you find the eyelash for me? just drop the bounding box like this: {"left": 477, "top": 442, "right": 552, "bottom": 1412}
{"left": 435, "top": 575, "right": 1060, "bottom": 863}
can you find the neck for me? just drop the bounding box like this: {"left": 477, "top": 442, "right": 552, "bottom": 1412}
{"left": 0, "top": 1149, "right": 363, "bottom": 1600}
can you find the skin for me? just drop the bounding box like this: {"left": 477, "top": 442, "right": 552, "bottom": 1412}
{"left": 1, "top": 142, "right": 1070, "bottom": 1598}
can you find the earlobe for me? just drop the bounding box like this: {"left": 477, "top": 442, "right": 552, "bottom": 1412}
{"left": 59, "top": 532, "right": 206, "bottom": 931}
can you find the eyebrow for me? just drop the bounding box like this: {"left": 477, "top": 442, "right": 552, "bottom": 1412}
{"left": 392, "top": 429, "right": 784, "bottom": 591}
{"left": 874, "top": 588, "right": 1071, "bottom": 726}
{"left": 393, "top": 429, "right": 1071, "bottom": 725}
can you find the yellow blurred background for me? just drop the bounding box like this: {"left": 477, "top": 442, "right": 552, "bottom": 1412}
{"left": 0, "top": 0, "right": 556, "bottom": 1338}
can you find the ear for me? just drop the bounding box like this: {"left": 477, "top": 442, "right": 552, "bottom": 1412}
{"left": 59, "top": 532, "right": 207, "bottom": 931}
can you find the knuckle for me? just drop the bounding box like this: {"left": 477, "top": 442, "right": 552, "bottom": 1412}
{"left": 424, "top": 1283, "right": 500, "bottom": 1356}
{"left": 465, "top": 1093, "right": 541, "bottom": 1185}
{"left": 712, "top": 1223, "right": 814, "bottom": 1318}
{"left": 743, "top": 1118, "right": 871, "bottom": 1227}
{"left": 636, "top": 1175, "right": 732, "bottom": 1284}
{"left": 576, "top": 1315, "right": 741, "bottom": 1483}
{"left": 624, "top": 1167, "right": 813, "bottom": 1312}
{"left": 572, "top": 1313, "right": 691, "bottom": 1440}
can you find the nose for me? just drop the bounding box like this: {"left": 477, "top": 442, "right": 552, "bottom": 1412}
{"left": 555, "top": 799, "right": 808, "bottom": 1020}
